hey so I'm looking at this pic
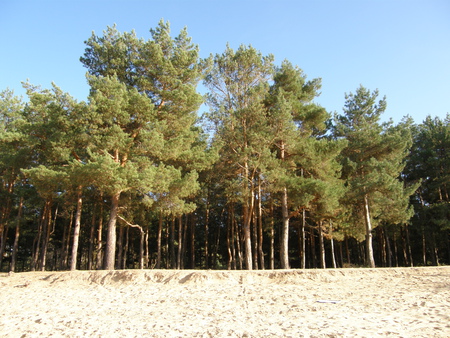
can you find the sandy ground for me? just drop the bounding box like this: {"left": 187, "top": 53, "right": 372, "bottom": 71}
{"left": 0, "top": 267, "right": 449, "bottom": 337}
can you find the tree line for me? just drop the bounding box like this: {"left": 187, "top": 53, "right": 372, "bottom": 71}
{"left": 1, "top": 21, "right": 449, "bottom": 272}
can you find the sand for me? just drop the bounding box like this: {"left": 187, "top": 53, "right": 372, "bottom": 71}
{"left": 1, "top": 267, "right": 449, "bottom": 337}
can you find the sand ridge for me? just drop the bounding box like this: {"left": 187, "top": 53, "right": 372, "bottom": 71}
{"left": 1, "top": 267, "right": 450, "bottom": 337}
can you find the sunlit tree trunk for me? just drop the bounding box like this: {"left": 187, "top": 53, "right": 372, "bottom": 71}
{"left": 70, "top": 186, "right": 83, "bottom": 271}
{"left": 103, "top": 192, "right": 120, "bottom": 270}
{"left": 363, "top": 193, "right": 376, "bottom": 268}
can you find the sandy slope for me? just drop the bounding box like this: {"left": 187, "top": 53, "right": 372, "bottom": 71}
{"left": 1, "top": 267, "right": 449, "bottom": 337}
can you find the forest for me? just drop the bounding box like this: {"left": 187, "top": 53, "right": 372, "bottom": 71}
{"left": 1, "top": 21, "right": 449, "bottom": 272}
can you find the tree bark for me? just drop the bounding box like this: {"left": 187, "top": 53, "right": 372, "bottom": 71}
{"left": 204, "top": 199, "right": 210, "bottom": 269}
{"left": 177, "top": 215, "right": 183, "bottom": 269}
{"left": 103, "top": 192, "right": 121, "bottom": 270}
{"left": 280, "top": 187, "right": 290, "bottom": 269}
{"left": 242, "top": 161, "right": 254, "bottom": 271}
{"left": 190, "top": 212, "right": 196, "bottom": 269}
{"left": 70, "top": 186, "right": 83, "bottom": 271}
{"left": 318, "top": 221, "right": 326, "bottom": 269}
{"left": 96, "top": 193, "right": 104, "bottom": 270}
{"left": 257, "top": 180, "right": 265, "bottom": 270}
{"left": 363, "top": 193, "right": 376, "bottom": 268}
{"left": 157, "top": 211, "right": 163, "bottom": 269}
{"left": 88, "top": 203, "right": 96, "bottom": 270}
{"left": 330, "top": 221, "right": 337, "bottom": 269}
{"left": 39, "top": 199, "right": 52, "bottom": 271}
{"left": 10, "top": 196, "right": 24, "bottom": 272}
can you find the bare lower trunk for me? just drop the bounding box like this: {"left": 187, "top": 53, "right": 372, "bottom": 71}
{"left": 280, "top": 187, "right": 290, "bottom": 269}
{"left": 300, "top": 209, "right": 306, "bottom": 269}
{"left": 40, "top": 199, "right": 52, "bottom": 271}
{"left": 157, "top": 212, "right": 163, "bottom": 269}
{"left": 103, "top": 192, "right": 121, "bottom": 270}
{"left": 243, "top": 189, "right": 254, "bottom": 270}
{"left": 88, "top": 205, "right": 96, "bottom": 270}
{"left": 96, "top": 193, "right": 104, "bottom": 270}
{"left": 318, "top": 221, "right": 326, "bottom": 269}
{"left": 257, "top": 181, "right": 264, "bottom": 270}
{"left": 10, "top": 196, "right": 24, "bottom": 272}
{"left": 70, "top": 187, "right": 83, "bottom": 271}
{"left": 363, "top": 193, "right": 376, "bottom": 268}
{"left": 330, "top": 221, "right": 337, "bottom": 269}
{"left": 177, "top": 215, "right": 183, "bottom": 269}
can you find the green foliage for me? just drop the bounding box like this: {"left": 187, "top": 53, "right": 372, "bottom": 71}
{"left": 1, "top": 21, "right": 448, "bottom": 271}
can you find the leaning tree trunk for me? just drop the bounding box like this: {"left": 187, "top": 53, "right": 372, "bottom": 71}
{"left": 103, "top": 192, "right": 121, "bottom": 270}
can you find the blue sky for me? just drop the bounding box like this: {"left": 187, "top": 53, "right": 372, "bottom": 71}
{"left": 1, "top": 0, "right": 449, "bottom": 124}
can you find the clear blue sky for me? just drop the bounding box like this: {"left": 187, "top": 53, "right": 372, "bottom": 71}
{"left": 1, "top": 0, "right": 449, "bottom": 124}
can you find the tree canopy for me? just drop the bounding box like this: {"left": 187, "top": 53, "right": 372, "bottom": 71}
{"left": 0, "top": 21, "right": 448, "bottom": 272}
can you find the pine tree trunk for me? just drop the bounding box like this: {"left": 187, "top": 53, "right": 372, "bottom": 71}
{"left": 405, "top": 225, "right": 413, "bottom": 267}
{"left": 226, "top": 210, "right": 232, "bottom": 270}
{"left": 257, "top": 181, "right": 265, "bottom": 270}
{"left": 177, "top": 215, "right": 183, "bottom": 269}
{"left": 122, "top": 226, "right": 129, "bottom": 269}
{"left": 243, "top": 199, "right": 253, "bottom": 270}
{"left": 345, "top": 235, "right": 350, "bottom": 266}
{"left": 231, "top": 206, "right": 237, "bottom": 270}
{"left": 0, "top": 183, "right": 14, "bottom": 269}
{"left": 138, "top": 227, "right": 144, "bottom": 269}
{"left": 385, "top": 231, "right": 393, "bottom": 267}
{"left": 39, "top": 199, "right": 52, "bottom": 271}
{"left": 10, "top": 196, "right": 24, "bottom": 272}
{"left": 319, "top": 221, "right": 326, "bottom": 269}
{"left": 393, "top": 232, "right": 399, "bottom": 267}
{"left": 88, "top": 204, "right": 96, "bottom": 270}
{"left": 310, "top": 228, "right": 316, "bottom": 268}
{"left": 103, "top": 192, "right": 120, "bottom": 270}
{"left": 252, "top": 206, "right": 258, "bottom": 270}
{"left": 378, "top": 227, "right": 386, "bottom": 267}
{"left": 280, "top": 187, "right": 290, "bottom": 269}
{"left": 70, "top": 187, "right": 83, "bottom": 271}
{"left": 144, "top": 229, "right": 149, "bottom": 268}
{"left": 212, "top": 225, "right": 220, "bottom": 268}
{"left": 363, "top": 193, "right": 376, "bottom": 268}
{"left": 156, "top": 212, "right": 163, "bottom": 269}
{"left": 190, "top": 213, "right": 196, "bottom": 269}
{"left": 269, "top": 201, "right": 275, "bottom": 270}
{"left": 236, "top": 218, "right": 243, "bottom": 270}
{"left": 181, "top": 215, "right": 188, "bottom": 269}
{"left": 422, "top": 227, "right": 427, "bottom": 265}
{"left": 300, "top": 209, "right": 306, "bottom": 269}
{"left": 117, "top": 226, "right": 124, "bottom": 269}
{"left": 204, "top": 201, "right": 209, "bottom": 269}
{"left": 96, "top": 193, "right": 104, "bottom": 270}
{"left": 170, "top": 218, "right": 175, "bottom": 269}
{"left": 242, "top": 161, "right": 254, "bottom": 271}
{"left": 330, "top": 221, "right": 337, "bottom": 269}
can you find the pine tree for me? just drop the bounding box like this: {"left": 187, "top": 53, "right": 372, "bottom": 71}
{"left": 405, "top": 115, "right": 450, "bottom": 265}
{"left": 0, "top": 89, "right": 27, "bottom": 270}
{"left": 82, "top": 21, "right": 205, "bottom": 270}
{"left": 204, "top": 44, "right": 274, "bottom": 270}
{"left": 334, "top": 86, "right": 415, "bottom": 267}
{"left": 265, "top": 61, "right": 330, "bottom": 268}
